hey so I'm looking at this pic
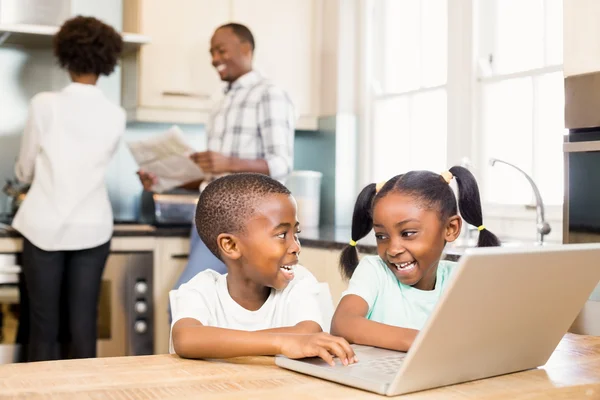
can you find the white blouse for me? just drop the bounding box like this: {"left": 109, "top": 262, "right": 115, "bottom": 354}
{"left": 12, "top": 83, "right": 125, "bottom": 251}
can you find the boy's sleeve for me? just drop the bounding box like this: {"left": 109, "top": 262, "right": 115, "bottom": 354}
{"left": 169, "top": 274, "right": 215, "bottom": 354}
{"left": 341, "top": 257, "right": 381, "bottom": 312}
{"left": 284, "top": 272, "right": 325, "bottom": 330}
{"left": 171, "top": 276, "right": 214, "bottom": 326}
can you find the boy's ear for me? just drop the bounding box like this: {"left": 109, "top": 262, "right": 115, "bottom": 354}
{"left": 217, "top": 233, "right": 242, "bottom": 260}
{"left": 444, "top": 215, "right": 462, "bottom": 243}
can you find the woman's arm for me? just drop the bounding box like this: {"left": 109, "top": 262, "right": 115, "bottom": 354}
{"left": 331, "top": 295, "right": 419, "bottom": 352}
{"left": 15, "top": 102, "right": 43, "bottom": 183}
{"left": 171, "top": 318, "right": 355, "bottom": 365}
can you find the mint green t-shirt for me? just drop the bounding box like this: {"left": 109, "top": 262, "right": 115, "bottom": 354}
{"left": 341, "top": 255, "right": 457, "bottom": 330}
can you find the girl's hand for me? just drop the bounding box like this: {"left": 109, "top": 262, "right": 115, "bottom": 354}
{"left": 276, "top": 332, "right": 358, "bottom": 367}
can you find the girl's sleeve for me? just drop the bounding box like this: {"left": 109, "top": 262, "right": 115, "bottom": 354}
{"left": 340, "top": 257, "right": 381, "bottom": 312}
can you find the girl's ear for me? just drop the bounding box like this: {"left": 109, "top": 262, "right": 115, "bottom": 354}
{"left": 217, "top": 233, "right": 241, "bottom": 260}
{"left": 445, "top": 215, "right": 462, "bottom": 243}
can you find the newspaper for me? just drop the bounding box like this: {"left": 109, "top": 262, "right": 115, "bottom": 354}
{"left": 127, "top": 126, "right": 203, "bottom": 192}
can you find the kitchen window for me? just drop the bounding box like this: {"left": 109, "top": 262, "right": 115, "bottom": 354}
{"left": 476, "top": 0, "right": 565, "bottom": 206}
{"left": 367, "top": 0, "right": 448, "bottom": 182}
{"left": 363, "top": 0, "right": 565, "bottom": 210}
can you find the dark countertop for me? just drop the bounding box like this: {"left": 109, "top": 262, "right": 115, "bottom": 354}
{"left": 0, "top": 222, "right": 191, "bottom": 239}
{"left": 0, "top": 221, "right": 463, "bottom": 260}
{"left": 297, "top": 226, "right": 462, "bottom": 261}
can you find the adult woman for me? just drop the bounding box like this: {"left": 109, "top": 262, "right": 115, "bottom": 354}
{"left": 12, "top": 16, "right": 125, "bottom": 361}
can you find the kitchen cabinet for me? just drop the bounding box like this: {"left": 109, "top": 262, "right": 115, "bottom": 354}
{"left": 122, "top": 0, "right": 229, "bottom": 124}
{"left": 299, "top": 246, "right": 347, "bottom": 305}
{"left": 152, "top": 237, "right": 190, "bottom": 355}
{"left": 231, "top": 0, "right": 321, "bottom": 130}
{"left": 564, "top": 0, "right": 600, "bottom": 77}
{"left": 122, "top": 0, "right": 321, "bottom": 129}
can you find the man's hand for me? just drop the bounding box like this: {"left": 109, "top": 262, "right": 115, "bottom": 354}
{"left": 276, "top": 332, "right": 358, "bottom": 367}
{"left": 136, "top": 170, "right": 158, "bottom": 191}
{"left": 190, "top": 151, "right": 232, "bottom": 174}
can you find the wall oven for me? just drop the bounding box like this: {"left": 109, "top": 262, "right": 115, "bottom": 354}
{"left": 564, "top": 129, "right": 600, "bottom": 335}
{"left": 97, "top": 251, "right": 154, "bottom": 357}
{"left": 1, "top": 250, "right": 154, "bottom": 362}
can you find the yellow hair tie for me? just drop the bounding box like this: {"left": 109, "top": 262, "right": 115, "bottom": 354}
{"left": 477, "top": 225, "right": 485, "bottom": 231}
{"left": 375, "top": 181, "right": 387, "bottom": 193}
{"left": 441, "top": 171, "right": 453, "bottom": 184}
{"left": 349, "top": 240, "right": 357, "bottom": 247}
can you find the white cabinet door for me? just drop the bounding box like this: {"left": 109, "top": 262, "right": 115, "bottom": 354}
{"left": 300, "top": 246, "right": 348, "bottom": 305}
{"left": 231, "top": 0, "right": 320, "bottom": 129}
{"left": 123, "top": 0, "right": 229, "bottom": 123}
{"left": 564, "top": 0, "right": 600, "bottom": 77}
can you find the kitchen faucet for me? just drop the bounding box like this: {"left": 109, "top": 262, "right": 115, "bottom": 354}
{"left": 489, "top": 158, "right": 551, "bottom": 245}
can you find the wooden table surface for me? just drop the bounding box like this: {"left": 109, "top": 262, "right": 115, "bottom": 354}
{"left": 0, "top": 334, "right": 599, "bottom": 399}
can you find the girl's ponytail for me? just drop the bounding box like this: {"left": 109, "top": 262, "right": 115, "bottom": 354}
{"left": 449, "top": 166, "right": 501, "bottom": 247}
{"left": 339, "top": 183, "right": 377, "bottom": 279}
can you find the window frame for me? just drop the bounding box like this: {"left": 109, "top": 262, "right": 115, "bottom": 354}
{"left": 359, "top": 0, "right": 564, "bottom": 221}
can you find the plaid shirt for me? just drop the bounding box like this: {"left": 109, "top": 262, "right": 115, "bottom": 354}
{"left": 207, "top": 71, "right": 296, "bottom": 182}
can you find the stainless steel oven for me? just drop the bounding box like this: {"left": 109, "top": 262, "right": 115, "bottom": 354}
{"left": 564, "top": 130, "right": 600, "bottom": 335}
{"left": 97, "top": 251, "right": 154, "bottom": 357}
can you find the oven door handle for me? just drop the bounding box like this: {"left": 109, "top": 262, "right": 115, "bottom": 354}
{"left": 564, "top": 140, "right": 600, "bottom": 153}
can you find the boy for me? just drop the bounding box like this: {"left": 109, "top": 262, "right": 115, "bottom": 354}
{"left": 171, "top": 173, "right": 357, "bottom": 366}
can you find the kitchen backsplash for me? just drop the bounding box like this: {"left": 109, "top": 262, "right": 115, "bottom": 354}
{"left": 0, "top": 114, "right": 338, "bottom": 224}
{"left": 0, "top": 38, "right": 340, "bottom": 224}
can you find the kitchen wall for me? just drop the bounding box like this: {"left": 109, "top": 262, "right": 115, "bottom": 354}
{"left": 0, "top": 49, "right": 339, "bottom": 224}
{"left": 0, "top": 46, "right": 65, "bottom": 216}
{"left": 106, "top": 123, "right": 338, "bottom": 223}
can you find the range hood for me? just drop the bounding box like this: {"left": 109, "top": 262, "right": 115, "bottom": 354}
{"left": 0, "top": 0, "right": 150, "bottom": 53}
{"left": 0, "top": 23, "right": 149, "bottom": 54}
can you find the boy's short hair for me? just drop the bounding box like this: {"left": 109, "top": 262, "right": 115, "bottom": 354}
{"left": 196, "top": 173, "right": 291, "bottom": 259}
{"left": 53, "top": 15, "right": 123, "bottom": 76}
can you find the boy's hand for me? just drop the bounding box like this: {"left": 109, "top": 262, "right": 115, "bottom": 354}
{"left": 277, "top": 332, "right": 358, "bottom": 367}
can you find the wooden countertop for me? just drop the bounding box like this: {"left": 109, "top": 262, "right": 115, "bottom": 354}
{"left": 0, "top": 334, "right": 599, "bottom": 399}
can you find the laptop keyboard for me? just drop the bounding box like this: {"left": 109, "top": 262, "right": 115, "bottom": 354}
{"left": 358, "top": 354, "right": 407, "bottom": 375}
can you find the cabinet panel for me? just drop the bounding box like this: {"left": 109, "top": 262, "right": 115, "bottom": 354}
{"left": 123, "top": 0, "right": 229, "bottom": 123}
{"left": 300, "top": 246, "right": 347, "bottom": 305}
{"left": 231, "top": 0, "right": 320, "bottom": 127}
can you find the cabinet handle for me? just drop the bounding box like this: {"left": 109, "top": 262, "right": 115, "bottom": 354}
{"left": 563, "top": 140, "right": 600, "bottom": 153}
{"left": 162, "top": 91, "right": 210, "bottom": 99}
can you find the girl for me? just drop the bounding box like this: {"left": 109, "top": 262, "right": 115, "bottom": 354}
{"left": 13, "top": 16, "right": 124, "bottom": 361}
{"left": 330, "top": 167, "right": 500, "bottom": 352}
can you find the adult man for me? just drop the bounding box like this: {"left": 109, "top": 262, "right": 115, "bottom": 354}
{"left": 138, "top": 23, "right": 296, "bottom": 288}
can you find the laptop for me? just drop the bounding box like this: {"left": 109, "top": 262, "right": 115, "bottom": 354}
{"left": 276, "top": 243, "right": 600, "bottom": 396}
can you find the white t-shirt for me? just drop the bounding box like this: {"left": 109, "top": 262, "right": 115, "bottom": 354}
{"left": 12, "top": 83, "right": 125, "bottom": 251}
{"left": 169, "top": 265, "right": 323, "bottom": 353}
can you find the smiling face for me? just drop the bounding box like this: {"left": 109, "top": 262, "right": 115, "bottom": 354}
{"left": 231, "top": 193, "right": 301, "bottom": 291}
{"left": 372, "top": 192, "right": 461, "bottom": 290}
{"left": 209, "top": 26, "right": 252, "bottom": 82}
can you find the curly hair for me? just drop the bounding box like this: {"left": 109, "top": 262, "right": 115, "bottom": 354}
{"left": 53, "top": 16, "right": 123, "bottom": 76}
{"left": 195, "top": 173, "right": 291, "bottom": 260}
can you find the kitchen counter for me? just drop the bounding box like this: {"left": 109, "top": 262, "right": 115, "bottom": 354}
{"left": 298, "top": 226, "right": 463, "bottom": 260}
{"left": 0, "top": 222, "right": 465, "bottom": 259}
{"left": 0, "top": 334, "right": 598, "bottom": 399}
{"left": 0, "top": 222, "right": 191, "bottom": 239}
